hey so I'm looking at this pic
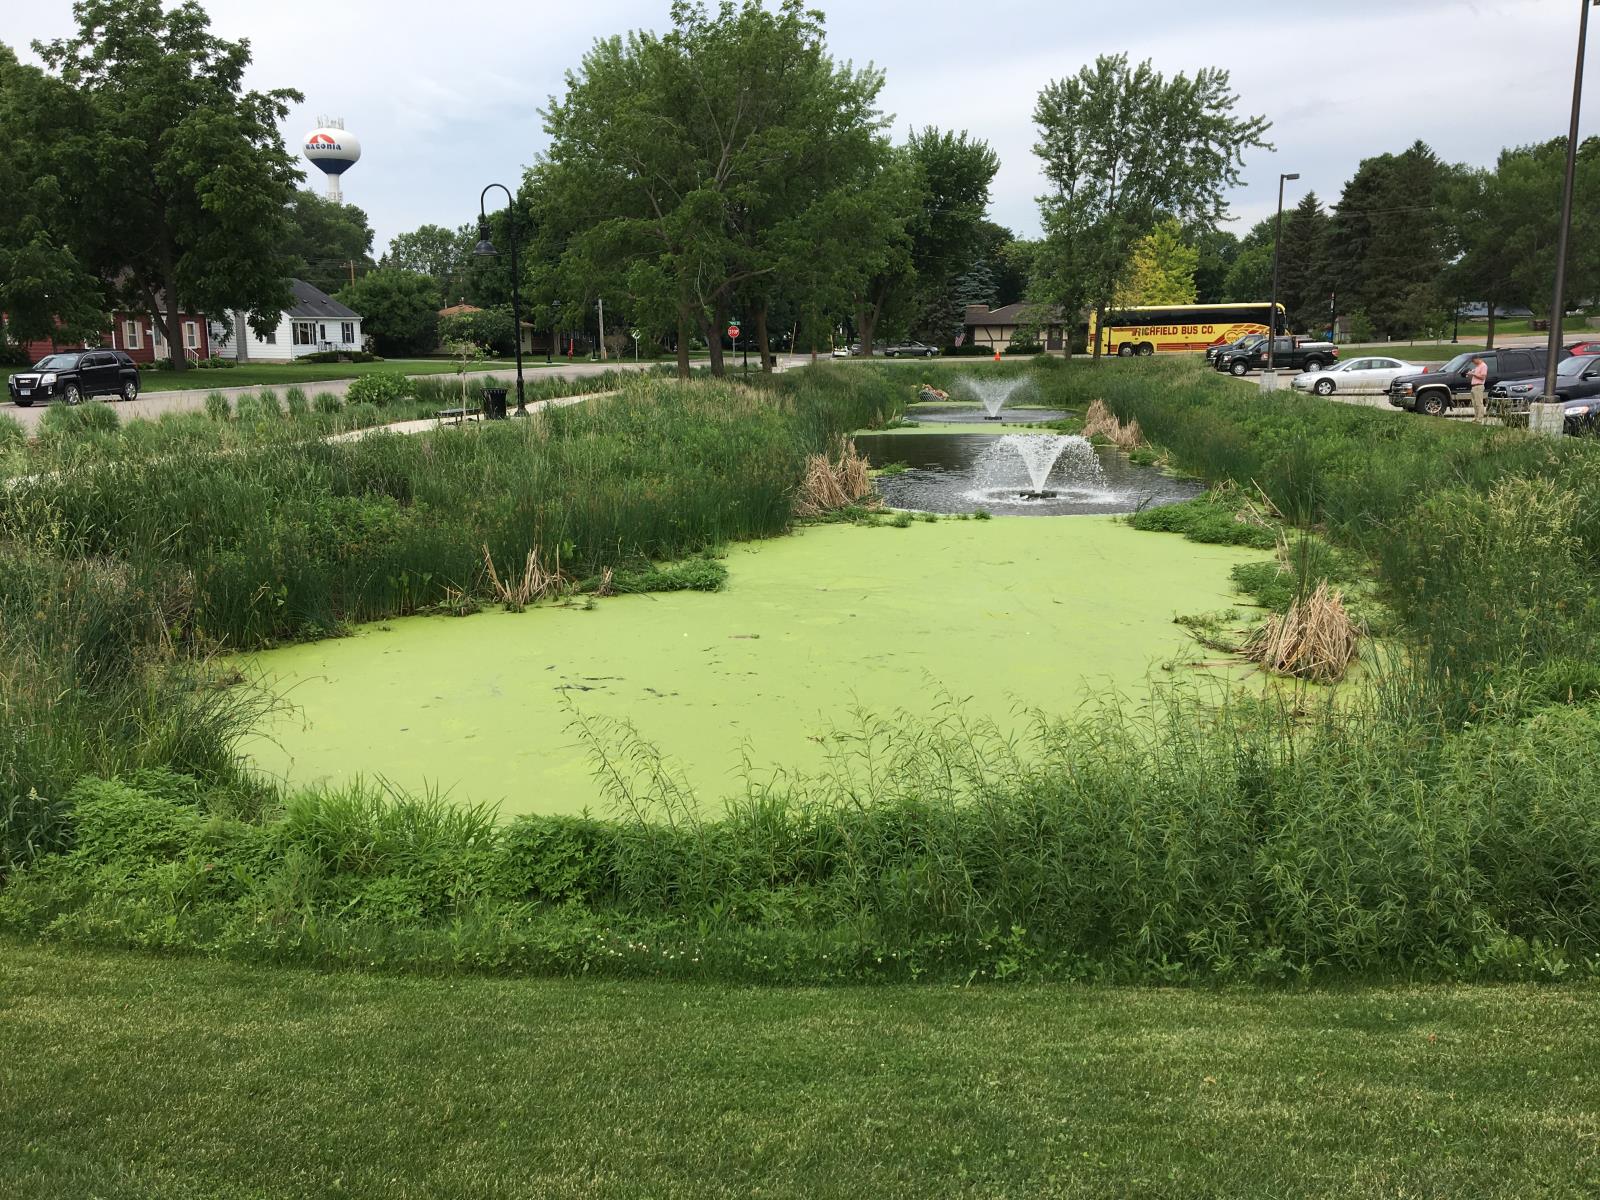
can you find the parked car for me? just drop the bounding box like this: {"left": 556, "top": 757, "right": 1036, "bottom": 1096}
{"left": 1387, "top": 346, "right": 1570, "bottom": 415}
{"left": 1215, "top": 336, "right": 1338, "bottom": 376}
{"left": 1205, "top": 332, "right": 1266, "bottom": 366}
{"left": 1291, "top": 356, "right": 1426, "bottom": 397}
{"left": 831, "top": 344, "right": 858, "bottom": 358}
{"left": 884, "top": 339, "right": 938, "bottom": 358}
{"left": 1566, "top": 339, "right": 1600, "bottom": 356}
{"left": 1490, "top": 353, "right": 1600, "bottom": 407}
{"left": 7, "top": 349, "right": 141, "bottom": 406}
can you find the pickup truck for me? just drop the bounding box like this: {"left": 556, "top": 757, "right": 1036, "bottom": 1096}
{"left": 1214, "top": 336, "right": 1338, "bottom": 376}
{"left": 1387, "top": 346, "right": 1568, "bottom": 415}
{"left": 1205, "top": 332, "right": 1266, "bottom": 366}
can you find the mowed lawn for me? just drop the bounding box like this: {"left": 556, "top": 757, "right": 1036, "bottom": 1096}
{"left": 3, "top": 944, "right": 1598, "bottom": 1198}
{"left": 133, "top": 358, "right": 532, "bottom": 392}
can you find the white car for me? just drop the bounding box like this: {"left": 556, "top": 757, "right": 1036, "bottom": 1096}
{"left": 1291, "top": 355, "right": 1426, "bottom": 397}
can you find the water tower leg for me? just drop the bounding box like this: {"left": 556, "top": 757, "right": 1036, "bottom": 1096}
{"left": 327, "top": 176, "right": 342, "bottom": 204}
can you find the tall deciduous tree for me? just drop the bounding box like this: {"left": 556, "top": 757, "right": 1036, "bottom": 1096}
{"left": 35, "top": 0, "right": 303, "bottom": 372}
{"left": 337, "top": 269, "right": 440, "bottom": 356}
{"left": 384, "top": 223, "right": 481, "bottom": 306}
{"left": 282, "top": 190, "right": 375, "bottom": 296}
{"left": 534, "top": 1, "right": 894, "bottom": 378}
{"left": 0, "top": 43, "right": 105, "bottom": 349}
{"left": 1031, "top": 54, "right": 1269, "bottom": 360}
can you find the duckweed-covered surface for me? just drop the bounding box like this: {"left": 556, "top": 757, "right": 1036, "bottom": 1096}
{"left": 243, "top": 517, "right": 1265, "bottom": 815}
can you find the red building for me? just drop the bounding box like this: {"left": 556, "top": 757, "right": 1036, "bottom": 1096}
{"left": 16, "top": 305, "right": 212, "bottom": 366}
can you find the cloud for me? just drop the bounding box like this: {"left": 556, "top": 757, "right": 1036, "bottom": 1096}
{"left": 6, "top": 0, "right": 1594, "bottom": 251}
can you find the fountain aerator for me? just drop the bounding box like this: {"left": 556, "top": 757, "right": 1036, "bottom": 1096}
{"left": 1018, "top": 489, "right": 1059, "bottom": 500}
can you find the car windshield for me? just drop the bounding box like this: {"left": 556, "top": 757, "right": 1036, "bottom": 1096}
{"left": 1439, "top": 353, "right": 1478, "bottom": 374}
{"left": 32, "top": 353, "right": 82, "bottom": 370}
{"left": 1556, "top": 356, "right": 1594, "bottom": 377}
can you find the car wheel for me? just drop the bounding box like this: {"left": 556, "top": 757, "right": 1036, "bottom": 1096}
{"left": 63, "top": 383, "right": 83, "bottom": 406}
{"left": 1117, "top": 344, "right": 1135, "bottom": 358}
{"left": 1137, "top": 342, "right": 1154, "bottom": 357}
{"left": 14, "top": 399, "right": 33, "bottom": 408}
{"left": 1230, "top": 360, "right": 1249, "bottom": 377}
{"left": 121, "top": 378, "right": 139, "bottom": 402}
{"left": 1314, "top": 378, "right": 1335, "bottom": 396}
{"left": 1417, "top": 390, "right": 1447, "bottom": 416}
{"left": 1302, "top": 358, "right": 1325, "bottom": 372}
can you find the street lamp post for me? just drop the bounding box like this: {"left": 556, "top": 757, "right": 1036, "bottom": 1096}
{"left": 1267, "top": 172, "right": 1300, "bottom": 377}
{"left": 473, "top": 183, "right": 527, "bottom": 416}
{"left": 1545, "top": 0, "right": 1598, "bottom": 400}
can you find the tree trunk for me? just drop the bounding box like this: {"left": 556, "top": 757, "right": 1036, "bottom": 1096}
{"left": 159, "top": 251, "right": 188, "bottom": 373}
{"left": 1091, "top": 300, "right": 1107, "bottom": 365}
{"left": 856, "top": 305, "right": 878, "bottom": 359}
{"left": 676, "top": 308, "right": 692, "bottom": 380}
{"left": 1485, "top": 303, "right": 1497, "bottom": 350}
{"left": 700, "top": 312, "right": 725, "bottom": 377}
{"left": 755, "top": 303, "right": 772, "bottom": 373}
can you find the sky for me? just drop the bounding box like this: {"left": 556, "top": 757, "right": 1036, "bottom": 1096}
{"left": 6, "top": 0, "right": 1596, "bottom": 254}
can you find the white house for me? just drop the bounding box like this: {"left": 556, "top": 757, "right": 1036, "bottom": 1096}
{"left": 210, "top": 279, "right": 365, "bottom": 362}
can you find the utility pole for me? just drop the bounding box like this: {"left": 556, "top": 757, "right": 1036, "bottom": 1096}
{"left": 597, "top": 297, "right": 607, "bottom": 361}
{"left": 1545, "top": 0, "right": 1597, "bottom": 400}
{"left": 1267, "top": 172, "right": 1299, "bottom": 379}
{"left": 347, "top": 260, "right": 356, "bottom": 288}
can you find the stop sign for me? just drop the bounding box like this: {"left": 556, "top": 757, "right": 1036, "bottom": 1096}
{"left": 727, "top": 323, "right": 741, "bottom": 339}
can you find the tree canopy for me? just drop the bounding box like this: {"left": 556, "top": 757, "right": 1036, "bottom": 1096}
{"left": 337, "top": 269, "right": 440, "bottom": 357}
{"left": 33, "top": 0, "right": 303, "bottom": 370}
{"left": 282, "top": 191, "right": 375, "bottom": 296}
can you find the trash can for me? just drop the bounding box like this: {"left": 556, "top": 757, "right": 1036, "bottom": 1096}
{"left": 482, "top": 387, "right": 509, "bottom": 421}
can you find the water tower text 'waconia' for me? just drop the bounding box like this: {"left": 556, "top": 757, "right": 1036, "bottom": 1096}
{"left": 303, "top": 117, "right": 361, "bottom": 202}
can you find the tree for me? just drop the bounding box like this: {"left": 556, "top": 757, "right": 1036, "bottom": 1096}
{"left": 1190, "top": 226, "right": 1240, "bottom": 303}
{"left": 438, "top": 305, "right": 518, "bottom": 356}
{"left": 1031, "top": 53, "right": 1270, "bottom": 360}
{"left": 384, "top": 223, "right": 480, "bottom": 306}
{"left": 1276, "top": 192, "right": 1331, "bottom": 334}
{"left": 1221, "top": 218, "right": 1273, "bottom": 302}
{"left": 1328, "top": 141, "right": 1455, "bottom": 339}
{"left": 282, "top": 190, "right": 375, "bottom": 295}
{"left": 534, "top": 1, "right": 895, "bottom": 377}
{"left": 1114, "top": 218, "right": 1198, "bottom": 306}
{"left": 35, "top": 0, "right": 303, "bottom": 371}
{"left": 337, "top": 269, "right": 440, "bottom": 356}
{"left": 0, "top": 43, "right": 106, "bottom": 349}
{"left": 852, "top": 128, "right": 1000, "bottom": 354}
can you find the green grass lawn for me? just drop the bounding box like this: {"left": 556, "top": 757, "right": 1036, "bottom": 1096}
{"left": 136, "top": 358, "right": 539, "bottom": 392}
{"left": 4, "top": 942, "right": 1597, "bottom": 1199}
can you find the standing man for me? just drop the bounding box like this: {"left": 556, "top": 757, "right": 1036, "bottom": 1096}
{"left": 1470, "top": 355, "right": 1488, "bottom": 422}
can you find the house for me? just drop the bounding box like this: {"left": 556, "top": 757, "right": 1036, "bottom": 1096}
{"left": 15, "top": 301, "right": 213, "bottom": 365}
{"left": 210, "top": 280, "right": 364, "bottom": 362}
{"left": 962, "top": 304, "right": 1071, "bottom": 353}
{"left": 437, "top": 303, "right": 545, "bottom": 355}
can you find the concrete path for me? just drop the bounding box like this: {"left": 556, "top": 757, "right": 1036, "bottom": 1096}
{"left": 323, "top": 392, "right": 614, "bottom": 443}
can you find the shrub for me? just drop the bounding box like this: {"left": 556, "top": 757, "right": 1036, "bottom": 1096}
{"left": 285, "top": 387, "right": 309, "bottom": 417}
{"left": 301, "top": 350, "right": 382, "bottom": 364}
{"left": 313, "top": 392, "right": 342, "bottom": 414}
{"left": 204, "top": 391, "right": 230, "bottom": 422}
{"left": 343, "top": 401, "right": 382, "bottom": 429}
{"left": 39, "top": 400, "right": 120, "bottom": 437}
{"left": 0, "top": 412, "right": 25, "bottom": 448}
{"left": 345, "top": 371, "right": 417, "bottom": 407}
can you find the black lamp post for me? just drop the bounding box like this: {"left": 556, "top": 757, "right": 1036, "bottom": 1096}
{"left": 1544, "top": 0, "right": 1598, "bottom": 402}
{"left": 1267, "top": 171, "right": 1299, "bottom": 376}
{"left": 473, "top": 183, "right": 526, "bottom": 416}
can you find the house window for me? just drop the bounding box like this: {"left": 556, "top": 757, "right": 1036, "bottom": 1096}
{"left": 184, "top": 321, "right": 199, "bottom": 350}
{"left": 122, "top": 320, "right": 142, "bottom": 350}
{"left": 293, "top": 322, "right": 315, "bottom": 346}
{"left": 262, "top": 326, "right": 277, "bottom": 346}
{"left": 341, "top": 322, "right": 355, "bottom": 343}
{"left": 151, "top": 323, "right": 165, "bottom": 348}
{"left": 319, "top": 324, "right": 328, "bottom": 342}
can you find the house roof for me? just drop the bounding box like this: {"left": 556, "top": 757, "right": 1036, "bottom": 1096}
{"left": 286, "top": 279, "right": 360, "bottom": 320}
{"left": 964, "top": 303, "right": 1067, "bottom": 327}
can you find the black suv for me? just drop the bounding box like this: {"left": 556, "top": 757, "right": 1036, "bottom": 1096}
{"left": 1387, "top": 347, "right": 1568, "bottom": 416}
{"left": 7, "top": 349, "right": 142, "bottom": 407}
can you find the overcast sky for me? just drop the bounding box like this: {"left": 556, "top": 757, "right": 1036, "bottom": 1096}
{"left": 8, "top": 0, "right": 1596, "bottom": 254}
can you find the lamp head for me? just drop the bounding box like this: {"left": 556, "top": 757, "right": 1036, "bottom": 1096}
{"left": 1282, "top": 172, "right": 1301, "bottom": 181}
{"left": 473, "top": 217, "right": 497, "bottom": 258}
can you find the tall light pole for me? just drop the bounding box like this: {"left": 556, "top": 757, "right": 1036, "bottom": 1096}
{"left": 473, "top": 183, "right": 526, "bottom": 416}
{"left": 1267, "top": 172, "right": 1300, "bottom": 376}
{"left": 1545, "top": 0, "right": 1597, "bottom": 400}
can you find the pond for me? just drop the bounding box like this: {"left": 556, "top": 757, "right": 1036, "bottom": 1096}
{"left": 240, "top": 519, "right": 1266, "bottom": 817}
{"left": 904, "top": 403, "right": 1074, "bottom": 425}
{"left": 854, "top": 432, "right": 1204, "bottom": 517}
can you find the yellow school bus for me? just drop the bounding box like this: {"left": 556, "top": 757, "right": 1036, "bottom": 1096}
{"left": 1089, "top": 303, "right": 1287, "bottom": 356}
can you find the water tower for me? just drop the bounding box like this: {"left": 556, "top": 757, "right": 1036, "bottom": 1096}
{"left": 303, "top": 117, "right": 361, "bottom": 203}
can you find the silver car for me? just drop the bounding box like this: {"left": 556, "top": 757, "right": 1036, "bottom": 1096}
{"left": 1292, "top": 355, "right": 1424, "bottom": 397}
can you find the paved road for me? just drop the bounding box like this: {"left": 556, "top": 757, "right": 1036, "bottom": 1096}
{"left": 2, "top": 360, "right": 679, "bottom": 433}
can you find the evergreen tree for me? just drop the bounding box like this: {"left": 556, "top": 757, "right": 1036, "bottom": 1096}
{"left": 1276, "top": 192, "right": 1331, "bottom": 334}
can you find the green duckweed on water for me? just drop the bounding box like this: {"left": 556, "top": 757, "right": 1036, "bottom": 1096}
{"left": 241, "top": 516, "right": 1267, "bottom": 816}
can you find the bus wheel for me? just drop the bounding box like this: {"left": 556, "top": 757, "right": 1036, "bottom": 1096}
{"left": 1137, "top": 342, "right": 1154, "bottom": 356}
{"left": 1117, "top": 344, "right": 1135, "bottom": 357}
